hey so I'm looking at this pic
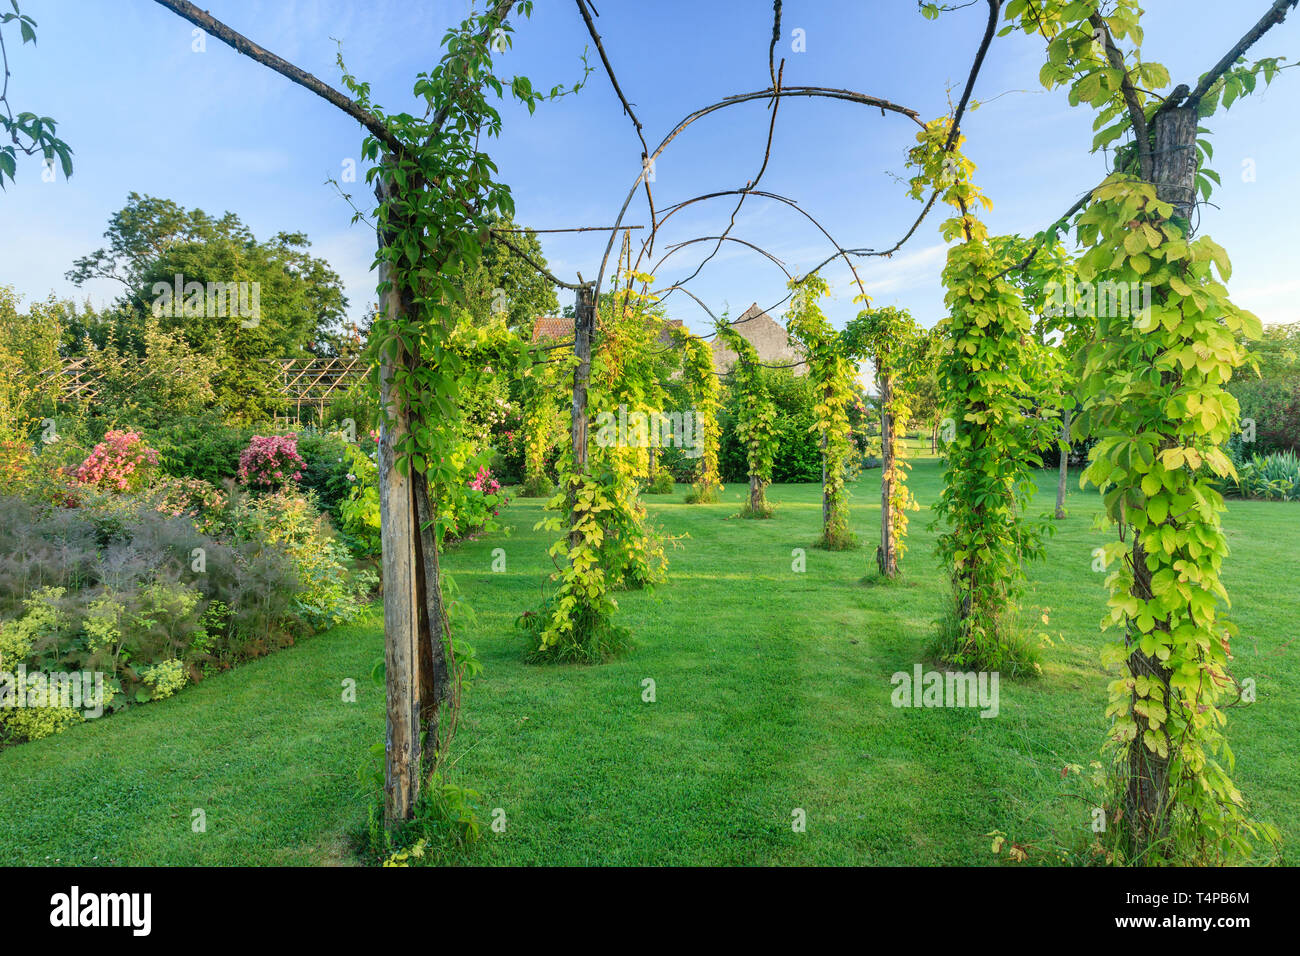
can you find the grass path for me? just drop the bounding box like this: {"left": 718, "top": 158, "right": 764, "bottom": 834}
{"left": 2, "top": 459, "right": 1296, "bottom": 865}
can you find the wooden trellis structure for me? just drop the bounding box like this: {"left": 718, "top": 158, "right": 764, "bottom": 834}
{"left": 28, "top": 355, "right": 366, "bottom": 418}
{"left": 265, "top": 356, "right": 368, "bottom": 419}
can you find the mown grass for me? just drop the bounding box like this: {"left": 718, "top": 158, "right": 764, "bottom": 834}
{"left": 1, "top": 458, "right": 1296, "bottom": 865}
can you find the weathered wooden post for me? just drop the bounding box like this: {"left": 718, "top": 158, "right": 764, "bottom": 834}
{"left": 567, "top": 281, "right": 596, "bottom": 545}
{"left": 375, "top": 169, "right": 453, "bottom": 828}
{"left": 1120, "top": 102, "right": 1198, "bottom": 846}
{"left": 877, "top": 365, "right": 898, "bottom": 576}
{"left": 376, "top": 239, "right": 422, "bottom": 825}
{"left": 571, "top": 281, "right": 596, "bottom": 472}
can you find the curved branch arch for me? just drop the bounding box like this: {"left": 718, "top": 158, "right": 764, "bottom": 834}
{"left": 594, "top": 85, "right": 925, "bottom": 305}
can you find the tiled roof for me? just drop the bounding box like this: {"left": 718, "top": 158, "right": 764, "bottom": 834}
{"left": 530, "top": 316, "right": 571, "bottom": 342}
{"left": 530, "top": 315, "right": 685, "bottom": 345}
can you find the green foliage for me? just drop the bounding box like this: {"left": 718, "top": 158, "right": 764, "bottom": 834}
{"left": 66, "top": 193, "right": 349, "bottom": 424}
{"left": 1232, "top": 375, "right": 1300, "bottom": 454}
{"left": 716, "top": 321, "right": 779, "bottom": 516}
{"left": 459, "top": 215, "right": 560, "bottom": 332}
{"left": 229, "top": 490, "right": 372, "bottom": 631}
{"left": 674, "top": 326, "right": 723, "bottom": 504}
{"left": 0, "top": 480, "right": 372, "bottom": 747}
{"left": 785, "top": 275, "right": 859, "bottom": 549}
{"left": 1231, "top": 450, "right": 1300, "bottom": 501}
{"left": 523, "top": 472, "right": 635, "bottom": 664}
{"left": 0, "top": 3, "right": 73, "bottom": 189}
{"left": 1006, "top": 0, "right": 1279, "bottom": 863}
{"left": 907, "top": 117, "right": 1055, "bottom": 667}
{"left": 0, "top": 286, "right": 62, "bottom": 442}
{"left": 519, "top": 354, "right": 566, "bottom": 495}
{"left": 525, "top": 280, "right": 668, "bottom": 663}
{"left": 645, "top": 470, "right": 675, "bottom": 495}
{"left": 719, "top": 367, "right": 823, "bottom": 483}
{"left": 846, "top": 305, "right": 924, "bottom": 572}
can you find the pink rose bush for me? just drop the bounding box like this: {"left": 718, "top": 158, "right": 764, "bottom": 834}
{"left": 238, "top": 434, "right": 306, "bottom": 490}
{"left": 469, "top": 464, "right": 502, "bottom": 497}
{"left": 76, "top": 430, "right": 160, "bottom": 493}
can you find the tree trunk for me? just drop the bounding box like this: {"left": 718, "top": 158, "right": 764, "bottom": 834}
{"left": 1054, "top": 405, "right": 1071, "bottom": 519}
{"left": 877, "top": 366, "right": 898, "bottom": 577}
{"left": 748, "top": 473, "right": 765, "bottom": 511}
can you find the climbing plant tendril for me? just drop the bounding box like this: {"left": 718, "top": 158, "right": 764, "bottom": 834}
{"left": 674, "top": 325, "right": 724, "bottom": 505}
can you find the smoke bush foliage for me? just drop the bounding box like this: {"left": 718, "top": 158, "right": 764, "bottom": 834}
{"left": 0, "top": 485, "right": 369, "bottom": 745}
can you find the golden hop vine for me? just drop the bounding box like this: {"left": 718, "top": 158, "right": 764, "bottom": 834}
{"left": 1077, "top": 176, "right": 1275, "bottom": 862}
{"left": 907, "top": 116, "right": 1057, "bottom": 669}
{"left": 786, "top": 274, "right": 859, "bottom": 550}
{"left": 1003, "top": 0, "right": 1282, "bottom": 862}
{"left": 845, "top": 304, "right": 923, "bottom": 576}
{"left": 716, "top": 321, "right": 779, "bottom": 517}
{"left": 523, "top": 274, "right": 668, "bottom": 663}
{"left": 674, "top": 325, "right": 723, "bottom": 505}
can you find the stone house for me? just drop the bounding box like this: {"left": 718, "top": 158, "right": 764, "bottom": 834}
{"left": 710, "top": 303, "right": 806, "bottom": 375}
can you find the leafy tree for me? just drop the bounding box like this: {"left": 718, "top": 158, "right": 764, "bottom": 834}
{"left": 67, "top": 193, "right": 349, "bottom": 422}
{"left": 462, "top": 217, "right": 559, "bottom": 332}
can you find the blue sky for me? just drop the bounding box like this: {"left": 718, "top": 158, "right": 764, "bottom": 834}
{"left": 3, "top": 0, "right": 1298, "bottom": 336}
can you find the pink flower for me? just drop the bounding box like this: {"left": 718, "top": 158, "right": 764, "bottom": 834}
{"left": 239, "top": 433, "right": 307, "bottom": 490}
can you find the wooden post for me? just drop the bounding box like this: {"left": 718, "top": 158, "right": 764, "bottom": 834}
{"left": 377, "top": 253, "right": 422, "bottom": 826}
{"left": 1122, "top": 103, "right": 1198, "bottom": 848}
{"left": 1054, "top": 405, "right": 1071, "bottom": 519}
{"left": 374, "top": 168, "right": 445, "bottom": 827}
{"left": 877, "top": 365, "right": 898, "bottom": 577}
{"left": 571, "top": 283, "right": 595, "bottom": 473}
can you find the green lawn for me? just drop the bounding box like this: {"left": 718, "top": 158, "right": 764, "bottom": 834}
{"left": 2, "top": 459, "right": 1296, "bottom": 865}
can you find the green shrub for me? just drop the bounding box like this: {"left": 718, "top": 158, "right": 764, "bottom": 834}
{"left": 1232, "top": 376, "right": 1300, "bottom": 455}
{"left": 719, "top": 368, "right": 823, "bottom": 483}
{"left": 298, "top": 428, "right": 364, "bottom": 523}
{"left": 645, "top": 470, "right": 675, "bottom": 494}
{"left": 150, "top": 413, "right": 253, "bottom": 485}
{"left": 230, "top": 489, "right": 373, "bottom": 630}
{"left": 1231, "top": 450, "right": 1300, "bottom": 501}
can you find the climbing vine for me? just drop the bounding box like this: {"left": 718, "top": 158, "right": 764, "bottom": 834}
{"left": 1004, "top": 0, "right": 1283, "bottom": 862}
{"left": 334, "top": 1, "right": 587, "bottom": 820}
{"left": 907, "top": 116, "right": 1056, "bottom": 669}
{"left": 716, "top": 321, "right": 779, "bottom": 517}
{"left": 674, "top": 325, "right": 723, "bottom": 504}
{"left": 522, "top": 273, "right": 667, "bottom": 663}
{"left": 520, "top": 356, "right": 566, "bottom": 497}
{"left": 845, "top": 305, "right": 922, "bottom": 576}
{"left": 786, "top": 275, "right": 860, "bottom": 550}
